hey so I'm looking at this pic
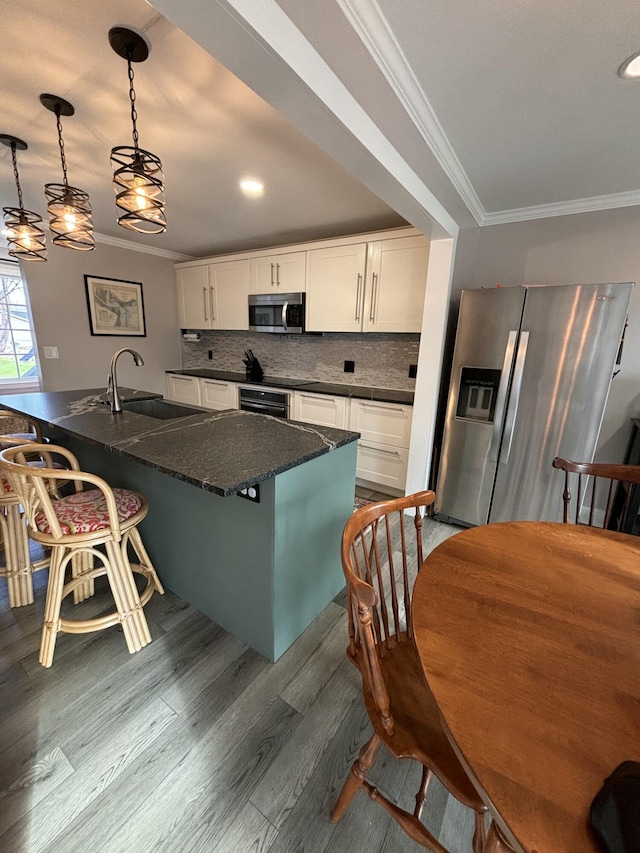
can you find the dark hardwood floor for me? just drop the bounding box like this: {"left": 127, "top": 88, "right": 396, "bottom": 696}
{"left": 0, "top": 511, "right": 473, "bottom": 853}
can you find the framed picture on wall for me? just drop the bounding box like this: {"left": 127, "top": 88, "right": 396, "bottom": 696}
{"left": 84, "top": 275, "right": 146, "bottom": 336}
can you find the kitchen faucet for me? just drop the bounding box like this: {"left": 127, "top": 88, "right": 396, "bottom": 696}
{"left": 107, "top": 347, "right": 144, "bottom": 413}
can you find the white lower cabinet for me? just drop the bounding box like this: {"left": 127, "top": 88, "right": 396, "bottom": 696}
{"left": 166, "top": 374, "right": 201, "bottom": 407}
{"left": 353, "top": 441, "right": 410, "bottom": 492}
{"left": 292, "top": 390, "right": 348, "bottom": 428}
{"left": 349, "top": 399, "right": 413, "bottom": 492}
{"left": 200, "top": 378, "right": 238, "bottom": 411}
{"left": 294, "top": 391, "right": 413, "bottom": 492}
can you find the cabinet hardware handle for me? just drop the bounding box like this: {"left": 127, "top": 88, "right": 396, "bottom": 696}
{"left": 361, "top": 402, "right": 405, "bottom": 414}
{"left": 174, "top": 375, "right": 192, "bottom": 381}
{"left": 271, "top": 263, "right": 275, "bottom": 288}
{"left": 359, "top": 443, "right": 401, "bottom": 456}
{"left": 210, "top": 286, "right": 216, "bottom": 320}
{"left": 276, "top": 263, "right": 281, "bottom": 287}
{"left": 355, "top": 273, "right": 362, "bottom": 321}
{"left": 203, "top": 286, "right": 209, "bottom": 321}
{"left": 370, "top": 272, "right": 378, "bottom": 322}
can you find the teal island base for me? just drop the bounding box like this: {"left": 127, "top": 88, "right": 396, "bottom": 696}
{"left": 53, "top": 432, "right": 357, "bottom": 661}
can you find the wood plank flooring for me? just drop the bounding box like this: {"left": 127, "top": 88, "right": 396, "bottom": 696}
{"left": 0, "top": 505, "right": 471, "bottom": 853}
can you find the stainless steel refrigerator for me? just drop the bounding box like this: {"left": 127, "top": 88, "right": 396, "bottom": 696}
{"left": 434, "top": 282, "right": 633, "bottom": 526}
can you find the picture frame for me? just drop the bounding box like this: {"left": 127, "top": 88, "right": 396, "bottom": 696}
{"left": 84, "top": 275, "right": 146, "bottom": 337}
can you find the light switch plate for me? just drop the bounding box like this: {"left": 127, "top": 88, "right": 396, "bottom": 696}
{"left": 43, "top": 346, "right": 59, "bottom": 359}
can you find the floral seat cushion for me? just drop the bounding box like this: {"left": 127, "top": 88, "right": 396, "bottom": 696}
{"left": 34, "top": 488, "right": 143, "bottom": 535}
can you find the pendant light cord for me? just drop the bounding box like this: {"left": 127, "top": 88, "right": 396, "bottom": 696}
{"left": 54, "top": 106, "right": 69, "bottom": 188}
{"left": 10, "top": 141, "right": 24, "bottom": 209}
{"left": 127, "top": 50, "right": 140, "bottom": 153}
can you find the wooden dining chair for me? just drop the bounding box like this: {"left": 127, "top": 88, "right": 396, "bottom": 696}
{"left": 552, "top": 457, "right": 640, "bottom": 535}
{"left": 332, "top": 490, "right": 488, "bottom": 853}
{"left": 0, "top": 443, "right": 164, "bottom": 666}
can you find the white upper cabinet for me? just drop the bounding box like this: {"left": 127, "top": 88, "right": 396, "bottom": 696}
{"left": 306, "top": 235, "right": 429, "bottom": 333}
{"left": 177, "top": 265, "right": 210, "bottom": 328}
{"left": 306, "top": 243, "right": 367, "bottom": 332}
{"left": 176, "top": 228, "right": 427, "bottom": 334}
{"left": 249, "top": 252, "right": 306, "bottom": 293}
{"left": 362, "top": 235, "right": 430, "bottom": 333}
{"left": 210, "top": 259, "right": 249, "bottom": 330}
{"left": 177, "top": 260, "right": 249, "bottom": 330}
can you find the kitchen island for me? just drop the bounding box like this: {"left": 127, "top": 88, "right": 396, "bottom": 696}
{"left": 0, "top": 389, "right": 359, "bottom": 660}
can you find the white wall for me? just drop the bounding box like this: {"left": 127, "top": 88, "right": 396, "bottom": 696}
{"left": 21, "top": 242, "right": 181, "bottom": 395}
{"left": 450, "top": 206, "right": 640, "bottom": 465}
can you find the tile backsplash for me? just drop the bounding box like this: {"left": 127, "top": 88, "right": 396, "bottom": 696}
{"left": 180, "top": 330, "right": 420, "bottom": 391}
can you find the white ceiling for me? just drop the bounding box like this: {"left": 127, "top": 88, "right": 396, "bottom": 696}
{"left": 3, "top": 0, "right": 640, "bottom": 260}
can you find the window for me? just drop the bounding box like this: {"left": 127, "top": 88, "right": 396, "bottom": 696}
{"left": 0, "top": 260, "right": 40, "bottom": 387}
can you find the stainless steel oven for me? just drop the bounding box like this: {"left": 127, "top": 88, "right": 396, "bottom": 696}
{"left": 239, "top": 386, "right": 290, "bottom": 418}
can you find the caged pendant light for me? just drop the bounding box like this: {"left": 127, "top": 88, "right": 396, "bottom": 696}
{"left": 40, "top": 94, "right": 94, "bottom": 251}
{"left": 109, "top": 27, "right": 166, "bottom": 234}
{"left": 0, "top": 134, "right": 47, "bottom": 261}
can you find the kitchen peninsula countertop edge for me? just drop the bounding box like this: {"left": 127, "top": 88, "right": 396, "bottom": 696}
{"left": 0, "top": 389, "right": 359, "bottom": 497}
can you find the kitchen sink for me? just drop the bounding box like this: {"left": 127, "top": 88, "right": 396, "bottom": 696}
{"left": 121, "top": 399, "right": 203, "bottom": 419}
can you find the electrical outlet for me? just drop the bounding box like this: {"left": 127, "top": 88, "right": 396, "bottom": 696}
{"left": 237, "top": 484, "right": 260, "bottom": 502}
{"left": 408, "top": 363, "right": 417, "bottom": 378}
{"left": 344, "top": 360, "right": 355, "bottom": 373}
{"left": 208, "top": 350, "right": 213, "bottom": 360}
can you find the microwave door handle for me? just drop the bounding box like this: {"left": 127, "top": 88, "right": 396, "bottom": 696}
{"left": 500, "top": 331, "right": 529, "bottom": 465}
{"left": 488, "top": 330, "right": 518, "bottom": 462}
{"left": 282, "top": 301, "right": 289, "bottom": 332}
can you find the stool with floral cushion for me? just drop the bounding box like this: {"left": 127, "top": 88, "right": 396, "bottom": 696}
{"left": 0, "top": 411, "right": 46, "bottom": 606}
{"left": 0, "top": 443, "right": 164, "bottom": 667}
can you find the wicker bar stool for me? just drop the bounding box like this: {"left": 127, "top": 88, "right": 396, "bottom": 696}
{"left": 0, "top": 412, "right": 48, "bottom": 607}
{"left": 0, "top": 443, "right": 164, "bottom": 667}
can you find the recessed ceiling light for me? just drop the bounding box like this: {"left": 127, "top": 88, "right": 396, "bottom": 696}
{"left": 619, "top": 51, "right": 640, "bottom": 78}
{"left": 240, "top": 179, "right": 264, "bottom": 195}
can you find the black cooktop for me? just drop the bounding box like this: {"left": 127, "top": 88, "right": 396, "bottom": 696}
{"left": 257, "top": 376, "right": 316, "bottom": 388}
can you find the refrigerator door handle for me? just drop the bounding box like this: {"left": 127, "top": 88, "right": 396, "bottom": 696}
{"left": 488, "top": 330, "right": 518, "bottom": 462}
{"left": 500, "top": 331, "right": 529, "bottom": 465}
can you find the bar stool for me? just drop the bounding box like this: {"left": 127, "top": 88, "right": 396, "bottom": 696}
{"left": 0, "top": 412, "right": 48, "bottom": 607}
{"left": 0, "top": 443, "right": 164, "bottom": 667}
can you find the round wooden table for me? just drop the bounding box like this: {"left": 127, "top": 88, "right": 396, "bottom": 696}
{"left": 412, "top": 521, "right": 640, "bottom": 853}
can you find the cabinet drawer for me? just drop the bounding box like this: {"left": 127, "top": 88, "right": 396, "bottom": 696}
{"left": 355, "top": 440, "right": 409, "bottom": 491}
{"left": 293, "top": 391, "right": 348, "bottom": 429}
{"left": 349, "top": 400, "right": 412, "bottom": 447}
{"left": 201, "top": 379, "right": 237, "bottom": 411}
{"left": 166, "top": 375, "right": 201, "bottom": 406}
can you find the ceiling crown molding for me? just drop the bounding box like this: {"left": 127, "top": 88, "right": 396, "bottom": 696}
{"left": 94, "top": 232, "right": 195, "bottom": 261}
{"left": 337, "top": 0, "right": 486, "bottom": 225}
{"left": 481, "top": 189, "right": 640, "bottom": 226}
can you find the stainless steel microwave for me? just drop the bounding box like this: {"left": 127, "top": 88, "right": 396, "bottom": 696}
{"left": 248, "top": 292, "right": 305, "bottom": 334}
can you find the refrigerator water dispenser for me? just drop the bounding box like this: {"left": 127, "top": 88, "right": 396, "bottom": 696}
{"left": 455, "top": 367, "right": 501, "bottom": 422}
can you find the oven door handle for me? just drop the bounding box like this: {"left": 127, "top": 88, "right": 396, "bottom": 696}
{"left": 241, "top": 402, "right": 287, "bottom": 416}
{"left": 281, "top": 300, "right": 289, "bottom": 333}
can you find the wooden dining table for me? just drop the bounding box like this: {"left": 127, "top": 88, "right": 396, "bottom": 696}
{"left": 412, "top": 521, "right": 640, "bottom": 853}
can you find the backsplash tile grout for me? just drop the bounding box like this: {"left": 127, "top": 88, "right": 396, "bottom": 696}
{"left": 180, "top": 330, "right": 419, "bottom": 390}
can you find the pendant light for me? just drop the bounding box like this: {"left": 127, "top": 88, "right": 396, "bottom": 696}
{"left": 40, "top": 94, "right": 94, "bottom": 251}
{"left": 0, "top": 134, "right": 47, "bottom": 261}
{"left": 109, "top": 27, "right": 166, "bottom": 234}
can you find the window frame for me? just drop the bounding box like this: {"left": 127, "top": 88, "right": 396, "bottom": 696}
{"left": 0, "top": 260, "right": 41, "bottom": 393}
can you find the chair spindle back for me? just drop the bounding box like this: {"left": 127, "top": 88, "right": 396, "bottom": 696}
{"left": 341, "top": 490, "right": 436, "bottom": 734}
{"left": 552, "top": 457, "right": 640, "bottom": 534}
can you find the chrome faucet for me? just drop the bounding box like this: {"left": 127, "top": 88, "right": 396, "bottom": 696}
{"left": 107, "top": 347, "right": 144, "bottom": 413}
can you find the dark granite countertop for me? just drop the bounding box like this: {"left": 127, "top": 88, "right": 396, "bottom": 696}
{"left": 0, "top": 389, "right": 359, "bottom": 497}
{"left": 167, "top": 369, "right": 415, "bottom": 406}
